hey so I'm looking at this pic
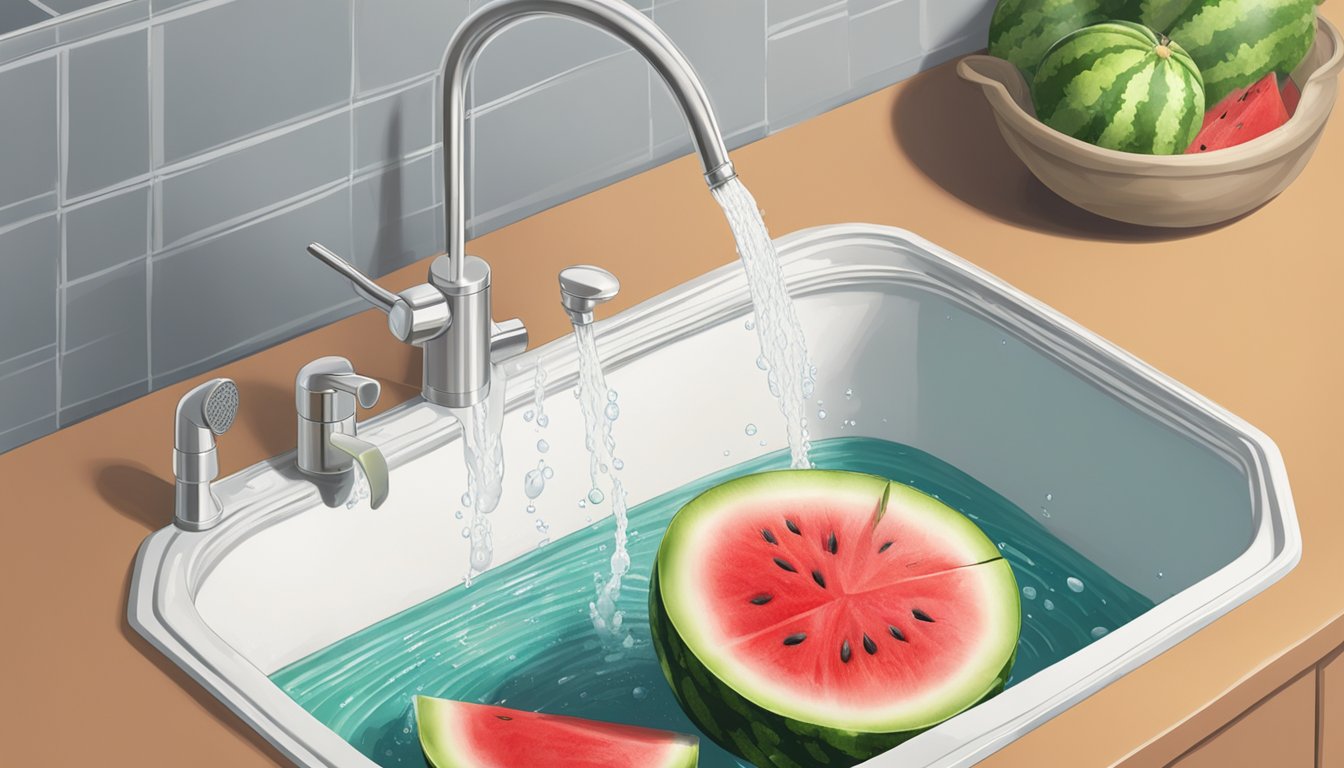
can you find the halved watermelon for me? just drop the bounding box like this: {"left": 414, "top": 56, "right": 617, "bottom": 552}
{"left": 1186, "top": 71, "right": 1291, "bottom": 153}
{"left": 414, "top": 696, "right": 698, "bottom": 768}
{"left": 650, "top": 470, "right": 1020, "bottom": 768}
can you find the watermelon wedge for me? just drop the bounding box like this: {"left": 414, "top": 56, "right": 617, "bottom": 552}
{"left": 414, "top": 696, "right": 699, "bottom": 768}
{"left": 651, "top": 470, "right": 1020, "bottom": 768}
{"left": 1282, "top": 74, "right": 1302, "bottom": 117}
{"left": 1186, "top": 72, "right": 1291, "bottom": 153}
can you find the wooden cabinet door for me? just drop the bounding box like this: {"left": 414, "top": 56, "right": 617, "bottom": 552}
{"left": 1322, "top": 647, "right": 1344, "bottom": 767}
{"left": 1169, "top": 671, "right": 1316, "bottom": 768}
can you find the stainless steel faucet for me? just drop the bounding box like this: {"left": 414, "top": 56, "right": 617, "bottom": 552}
{"left": 559, "top": 266, "right": 621, "bottom": 325}
{"left": 295, "top": 356, "right": 390, "bottom": 509}
{"left": 307, "top": 0, "right": 737, "bottom": 409}
{"left": 173, "top": 378, "right": 240, "bottom": 531}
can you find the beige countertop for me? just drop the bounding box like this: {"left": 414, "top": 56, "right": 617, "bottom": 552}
{"left": 3, "top": 30, "right": 1342, "bottom": 766}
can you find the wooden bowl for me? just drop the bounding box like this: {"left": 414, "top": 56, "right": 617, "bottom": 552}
{"left": 958, "top": 14, "right": 1344, "bottom": 228}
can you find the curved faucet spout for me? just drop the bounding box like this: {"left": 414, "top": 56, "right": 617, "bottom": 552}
{"left": 440, "top": 0, "right": 737, "bottom": 285}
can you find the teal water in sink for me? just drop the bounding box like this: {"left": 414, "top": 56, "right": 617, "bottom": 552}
{"left": 272, "top": 437, "right": 1154, "bottom": 767}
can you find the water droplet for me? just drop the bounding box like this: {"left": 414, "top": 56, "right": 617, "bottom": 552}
{"left": 534, "top": 519, "right": 549, "bottom": 534}
{"left": 523, "top": 410, "right": 534, "bottom": 422}
{"left": 845, "top": 388, "right": 853, "bottom": 399}
{"left": 759, "top": 439, "right": 767, "bottom": 446}
{"left": 453, "top": 510, "right": 463, "bottom": 520}
{"left": 523, "top": 468, "right": 546, "bottom": 499}
{"left": 723, "top": 449, "right": 731, "bottom": 456}
{"left": 612, "top": 458, "right": 624, "bottom": 470}
{"left": 460, "top": 527, "right": 471, "bottom": 539}
{"left": 599, "top": 543, "right": 607, "bottom": 552}
{"left": 607, "top": 389, "right": 618, "bottom": 403}
{"left": 588, "top": 488, "right": 605, "bottom": 504}
{"left": 1156, "top": 571, "right": 1165, "bottom": 579}
{"left": 1066, "top": 577, "right": 1085, "bottom": 593}
{"left": 817, "top": 409, "right": 828, "bottom": 420}
{"left": 542, "top": 466, "right": 554, "bottom": 479}
{"left": 1001, "top": 339, "right": 1007, "bottom": 345}
{"left": 537, "top": 414, "right": 550, "bottom": 428}
{"left": 1045, "top": 493, "right": 1054, "bottom": 501}
{"left": 1043, "top": 599, "right": 1054, "bottom": 611}
{"left": 578, "top": 499, "right": 587, "bottom": 508}
{"left": 744, "top": 320, "right": 755, "bottom": 331}
{"left": 632, "top": 686, "right": 648, "bottom": 701}
{"left": 1022, "top": 586, "right": 1037, "bottom": 600}
{"left": 1040, "top": 507, "right": 1051, "bottom": 519}
{"left": 526, "top": 504, "right": 536, "bottom": 514}
{"left": 755, "top": 356, "right": 768, "bottom": 371}
{"left": 461, "top": 492, "right": 472, "bottom": 507}
{"left": 536, "top": 439, "right": 549, "bottom": 453}
{"left": 745, "top": 423, "right": 758, "bottom": 436}
{"left": 604, "top": 402, "right": 620, "bottom": 421}
{"left": 1091, "top": 626, "right": 1109, "bottom": 639}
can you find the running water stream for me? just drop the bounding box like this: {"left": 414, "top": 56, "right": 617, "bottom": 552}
{"left": 451, "top": 364, "right": 508, "bottom": 586}
{"left": 570, "top": 323, "right": 632, "bottom": 641}
{"left": 712, "top": 178, "right": 815, "bottom": 468}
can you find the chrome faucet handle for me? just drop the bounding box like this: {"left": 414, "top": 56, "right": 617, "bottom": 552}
{"left": 559, "top": 265, "right": 621, "bottom": 325}
{"left": 490, "top": 318, "right": 529, "bottom": 363}
{"left": 296, "top": 356, "right": 389, "bottom": 509}
{"left": 307, "top": 243, "right": 451, "bottom": 345}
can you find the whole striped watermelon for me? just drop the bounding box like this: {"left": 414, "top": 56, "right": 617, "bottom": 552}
{"left": 1135, "top": 0, "right": 1318, "bottom": 106}
{"left": 989, "top": 0, "right": 1137, "bottom": 75}
{"left": 1033, "top": 21, "right": 1206, "bottom": 154}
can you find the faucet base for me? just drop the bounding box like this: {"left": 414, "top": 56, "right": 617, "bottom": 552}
{"left": 423, "top": 381, "right": 488, "bottom": 410}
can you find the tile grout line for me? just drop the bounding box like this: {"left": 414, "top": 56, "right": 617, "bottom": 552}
{"left": 347, "top": 0, "right": 356, "bottom": 270}
{"left": 55, "top": 46, "right": 65, "bottom": 423}
{"left": 146, "top": 21, "right": 157, "bottom": 390}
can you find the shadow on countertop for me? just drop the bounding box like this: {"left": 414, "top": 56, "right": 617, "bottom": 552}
{"left": 891, "top": 60, "right": 1236, "bottom": 243}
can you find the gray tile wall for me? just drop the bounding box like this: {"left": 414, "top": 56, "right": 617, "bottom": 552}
{"left": 0, "top": 0, "right": 993, "bottom": 453}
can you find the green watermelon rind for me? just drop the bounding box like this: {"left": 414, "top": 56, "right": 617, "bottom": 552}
{"left": 414, "top": 696, "right": 700, "bottom": 768}
{"left": 650, "top": 470, "right": 1020, "bottom": 766}
{"left": 1152, "top": 0, "right": 1318, "bottom": 107}
{"left": 1032, "top": 20, "right": 1206, "bottom": 155}
{"left": 989, "top": 0, "right": 1136, "bottom": 76}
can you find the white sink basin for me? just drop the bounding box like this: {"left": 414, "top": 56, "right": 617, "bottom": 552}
{"left": 130, "top": 224, "right": 1299, "bottom": 767}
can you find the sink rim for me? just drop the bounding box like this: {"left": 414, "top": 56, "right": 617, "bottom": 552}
{"left": 129, "top": 222, "right": 1300, "bottom": 768}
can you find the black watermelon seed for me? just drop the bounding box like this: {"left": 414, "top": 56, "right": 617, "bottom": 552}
{"left": 827, "top": 531, "right": 838, "bottom": 554}
{"left": 773, "top": 557, "right": 798, "bottom": 573}
{"left": 862, "top": 633, "right": 877, "bottom": 655}
{"left": 783, "top": 633, "right": 807, "bottom": 646}
{"left": 913, "top": 608, "right": 935, "bottom": 623}
{"left": 750, "top": 594, "right": 773, "bottom": 605}
{"left": 811, "top": 570, "right": 826, "bottom": 589}
{"left": 762, "top": 528, "right": 778, "bottom": 545}
{"left": 889, "top": 625, "right": 907, "bottom": 642}
{"left": 878, "top": 541, "right": 894, "bottom": 553}
{"left": 840, "top": 639, "right": 852, "bottom": 663}
{"left": 495, "top": 715, "right": 513, "bottom": 721}
{"left": 785, "top": 518, "right": 801, "bottom": 535}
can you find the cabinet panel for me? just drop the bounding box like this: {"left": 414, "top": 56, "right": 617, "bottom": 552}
{"left": 1322, "top": 647, "right": 1344, "bottom": 767}
{"left": 1170, "top": 671, "right": 1316, "bottom": 768}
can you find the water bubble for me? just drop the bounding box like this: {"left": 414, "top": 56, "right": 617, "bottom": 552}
{"left": 578, "top": 499, "right": 587, "bottom": 509}
{"left": 1066, "top": 577, "right": 1085, "bottom": 593}
{"left": 755, "top": 356, "right": 768, "bottom": 371}
{"left": 523, "top": 410, "right": 534, "bottom": 422}
{"left": 454, "top": 510, "right": 463, "bottom": 520}
{"left": 608, "top": 389, "right": 618, "bottom": 403}
{"left": 817, "top": 409, "right": 828, "bottom": 420}
{"left": 604, "top": 402, "right": 620, "bottom": 421}
{"left": 632, "top": 686, "right": 648, "bottom": 701}
{"left": 1040, "top": 507, "right": 1051, "bottom": 519}
{"left": 461, "top": 492, "right": 472, "bottom": 507}
{"left": 1043, "top": 599, "right": 1054, "bottom": 611}
{"left": 745, "top": 320, "right": 755, "bottom": 331}
{"left": 534, "top": 519, "right": 549, "bottom": 534}
{"left": 745, "top": 423, "right": 758, "bottom": 436}
{"left": 1156, "top": 571, "right": 1165, "bottom": 579}
{"left": 523, "top": 468, "right": 546, "bottom": 499}
{"left": 612, "top": 458, "right": 624, "bottom": 470}
{"left": 599, "top": 463, "right": 609, "bottom": 474}
{"left": 537, "top": 439, "right": 549, "bottom": 453}
{"left": 1090, "top": 627, "right": 1109, "bottom": 639}
{"left": 845, "top": 388, "right": 854, "bottom": 399}
{"left": 599, "top": 544, "right": 607, "bottom": 552}
{"left": 542, "top": 466, "right": 554, "bottom": 479}
{"left": 588, "top": 488, "right": 605, "bottom": 504}
{"left": 1022, "top": 586, "right": 1037, "bottom": 600}
{"left": 759, "top": 439, "right": 767, "bottom": 446}
{"left": 1045, "top": 493, "right": 1054, "bottom": 501}
{"left": 526, "top": 504, "right": 536, "bottom": 514}
{"left": 537, "top": 414, "right": 550, "bottom": 428}
{"left": 460, "top": 527, "right": 471, "bottom": 539}
{"left": 1001, "top": 339, "right": 1007, "bottom": 346}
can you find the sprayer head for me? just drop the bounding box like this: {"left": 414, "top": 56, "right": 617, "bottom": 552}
{"left": 175, "top": 378, "right": 240, "bottom": 453}
{"left": 559, "top": 266, "right": 620, "bottom": 326}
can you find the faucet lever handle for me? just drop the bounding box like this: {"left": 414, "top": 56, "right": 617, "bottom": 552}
{"left": 307, "top": 243, "right": 451, "bottom": 345}
{"left": 296, "top": 356, "right": 381, "bottom": 421}
{"left": 559, "top": 265, "right": 621, "bottom": 325}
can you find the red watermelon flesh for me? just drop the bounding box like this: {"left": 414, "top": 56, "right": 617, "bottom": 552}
{"left": 652, "top": 469, "right": 1020, "bottom": 768}
{"left": 1282, "top": 75, "right": 1302, "bottom": 117}
{"left": 414, "top": 696, "right": 698, "bottom": 768}
{"left": 1186, "top": 72, "right": 1290, "bottom": 153}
